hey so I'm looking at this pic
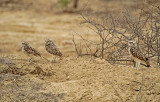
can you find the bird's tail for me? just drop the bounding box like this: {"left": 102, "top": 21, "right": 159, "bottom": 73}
{"left": 145, "top": 58, "right": 151, "bottom": 67}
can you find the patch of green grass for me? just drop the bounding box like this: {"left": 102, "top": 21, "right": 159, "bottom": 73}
{"left": 58, "top": 0, "right": 72, "bottom": 9}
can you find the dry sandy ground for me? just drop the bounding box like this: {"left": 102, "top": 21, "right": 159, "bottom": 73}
{"left": 0, "top": 0, "right": 160, "bottom": 101}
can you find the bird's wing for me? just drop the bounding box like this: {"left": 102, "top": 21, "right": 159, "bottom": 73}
{"left": 24, "top": 46, "right": 33, "bottom": 54}
{"left": 48, "top": 44, "right": 62, "bottom": 56}
{"left": 130, "top": 47, "right": 147, "bottom": 62}
{"left": 31, "top": 48, "right": 41, "bottom": 57}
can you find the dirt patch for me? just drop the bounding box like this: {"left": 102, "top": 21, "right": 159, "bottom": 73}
{"left": 0, "top": 56, "right": 160, "bottom": 101}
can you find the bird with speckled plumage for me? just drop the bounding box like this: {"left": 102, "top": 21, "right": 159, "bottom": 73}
{"left": 45, "top": 39, "right": 62, "bottom": 63}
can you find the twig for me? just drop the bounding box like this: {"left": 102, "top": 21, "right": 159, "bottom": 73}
{"left": 72, "top": 34, "right": 80, "bottom": 57}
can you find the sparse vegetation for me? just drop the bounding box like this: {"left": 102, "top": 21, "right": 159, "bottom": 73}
{"left": 73, "top": 1, "right": 160, "bottom": 67}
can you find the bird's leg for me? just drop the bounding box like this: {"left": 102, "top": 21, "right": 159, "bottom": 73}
{"left": 135, "top": 62, "right": 138, "bottom": 69}
{"left": 29, "top": 57, "right": 33, "bottom": 62}
{"left": 137, "top": 61, "right": 140, "bottom": 70}
{"left": 54, "top": 56, "right": 56, "bottom": 62}
{"left": 51, "top": 55, "right": 56, "bottom": 63}
{"left": 134, "top": 61, "right": 136, "bottom": 68}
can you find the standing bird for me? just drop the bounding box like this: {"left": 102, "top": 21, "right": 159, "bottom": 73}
{"left": 21, "top": 41, "right": 41, "bottom": 62}
{"left": 128, "top": 40, "right": 150, "bottom": 69}
{"left": 45, "top": 39, "right": 62, "bottom": 63}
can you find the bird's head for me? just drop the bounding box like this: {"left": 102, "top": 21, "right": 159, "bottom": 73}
{"left": 22, "top": 41, "right": 29, "bottom": 47}
{"left": 128, "top": 40, "right": 137, "bottom": 47}
{"left": 45, "top": 39, "right": 54, "bottom": 45}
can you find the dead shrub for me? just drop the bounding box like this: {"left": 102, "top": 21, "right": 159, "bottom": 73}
{"left": 73, "top": 1, "right": 160, "bottom": 67}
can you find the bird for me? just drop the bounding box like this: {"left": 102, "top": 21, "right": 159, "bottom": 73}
{"left": 21, "top": 41, "right": 41, "bottom": 62}
{"left": 45, "top": 39, "right": 62, "bottom": 63}
{"left": 128, "top": 40, "right": 150, "bottom": 69}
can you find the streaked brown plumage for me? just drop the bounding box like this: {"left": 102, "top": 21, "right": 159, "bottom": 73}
{"left": 130, "top": 47, "right": 149, "bottom": 63}
{"left": 45, "top": 39, "right": 62, "bottom": 62}
{"left": 128, "top": 41, "right": 150, "bottom": 69}
{"left": 22, "top": 41, "right": 41, "bottom": 62}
